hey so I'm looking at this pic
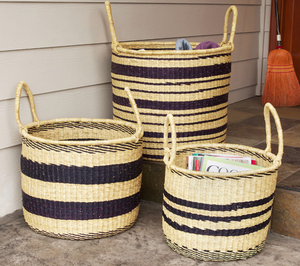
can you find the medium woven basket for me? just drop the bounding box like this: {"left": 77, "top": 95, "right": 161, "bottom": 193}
{"left": 162, "top": 103, "right": 283, "bottom": 261}
{"left": 15, "top": 81, "right": 144, "bottom": 240}
{"left": 105, "top": 1, "right": 238, "bottom": 161}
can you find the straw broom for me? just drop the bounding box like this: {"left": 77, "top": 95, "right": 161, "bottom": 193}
{"left": 262, "top": 0, "right": 300, "bottom": 107}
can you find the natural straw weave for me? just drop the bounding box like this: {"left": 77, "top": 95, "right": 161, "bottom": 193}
{"left": 162, "top": 103, "right": 283, "bottom": 261}
{"left": 105, "top": 1, "right": 238, "bottom": 161}
{"left": 15, "top": 81, "right": 144, "bottom": 240}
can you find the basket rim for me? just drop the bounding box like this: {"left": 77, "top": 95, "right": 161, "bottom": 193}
{"left": 168, "top": 142, "right": 281, "bottom": 179}
{"left": 113, "top": 41, "right": 233, "bottom": 56}
{"left": 21, "top": 117, "right": 142, "bottom": 146}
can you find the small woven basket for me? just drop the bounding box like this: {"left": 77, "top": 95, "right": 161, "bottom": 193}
{"left": 162, "top": 103, "right": 283, "bottom": 261}
{"left": 105, "top": 1, "right": 238, "bottom": 161}
{"left": 15, "top": 81, "right": 144, "bottom": 240}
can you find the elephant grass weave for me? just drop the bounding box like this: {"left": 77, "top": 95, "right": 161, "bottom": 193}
{"left": 162, "top": 103, "right": 283, "bottom": 261}
{"left": 105, "top": 1, "right": 238, "bottom": 161}
{"left": 15, "top": 81, "right": 144, "bottom": 240}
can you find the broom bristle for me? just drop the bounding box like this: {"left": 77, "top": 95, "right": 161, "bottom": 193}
{"left": 262, "top": 48, "right": 300, "bottom": 107}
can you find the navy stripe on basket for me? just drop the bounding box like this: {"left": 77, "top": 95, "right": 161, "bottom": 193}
{"left": 142, "top": 132, "right": 227, "bottom": 161}
{"left": 164, "top": 189, "right": 274, "bottom": 212}
{"left": 21, "top": 156, "right": 142, "bottom": 185}
{"left": 144, "top": 124, "right": 227, "bottom": 139}
{"left": 113, "top": 93, "right": 228, "bottom": 111}
{"left": 162, "top": 211, "right": 270, "bottom": 237}
{"left": 163, "top": 199, "right": 273, "bottom": 223}
{"left": 111, "top": 62, "right": 231, "bottom": 80}
{"left": 141, "top": 130, "right": 226, "bottom": 146}
{"left": 142, "top": 154, "right": 164, "bottom": 160}
{"left": 23, "top": 191, "right": 140, "bottom": 220}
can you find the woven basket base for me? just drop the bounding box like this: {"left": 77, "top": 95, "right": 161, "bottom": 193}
{"left": 164, "top": 236, "right": 265, "bottom": 261}
{"left": 27, "top": 222, "right": 136, "bottom": 241}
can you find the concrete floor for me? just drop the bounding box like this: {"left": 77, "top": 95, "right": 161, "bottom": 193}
{"left": 1, "top": 200, "right": 300, "bottom": 266}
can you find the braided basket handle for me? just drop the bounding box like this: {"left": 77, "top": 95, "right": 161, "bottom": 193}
{"left": 105, "top": 1, "right": 119, "bottom": 51}
{"left": 264, "top": 103, "right": 283, "bottom": 163}
{"left": 125, "top": 87, "right": 144, "bottom": 141}
{"left": 15, "top": 81, "right": 40, "bottom": 133}
{"left": 220, "top": 5, "right": 238, "bottom": 51}
{"left": 163, "top": 114, "right": 177, "bottom": 167}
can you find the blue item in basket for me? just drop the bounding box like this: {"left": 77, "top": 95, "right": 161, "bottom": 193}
{"left": 175, "top": 39, "right": 193, "bottom": 50}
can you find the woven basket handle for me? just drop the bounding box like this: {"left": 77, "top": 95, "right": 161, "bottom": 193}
{"left": 163, "top": 114, "right": 177, "bottom": 167}
{"left": 124, "top": 87, "right": 143, "bottom": 141}
{"left": 105, "top": 1, "right": 119, "bottom": 51}
{"left": 264, "top": 103, "right": 283, "bottom": 163}
{"left": 15, "top": 81, "right": 40, "bottom": 133}
{"left": 220, "top": 5, "right": 238, "bottom": 51}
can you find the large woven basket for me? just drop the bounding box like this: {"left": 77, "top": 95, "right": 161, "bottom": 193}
{"left": 15, "top": 81, "right": 144, "bottom": 240}
{"left": 162, "top": 103, "right": 283, "bottom": 261}
{"left": 105, "top": 1, "right": 238, "bottom": 161}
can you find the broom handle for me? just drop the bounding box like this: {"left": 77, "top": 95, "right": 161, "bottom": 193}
{"left": 15, "top": 81, "right": 40, "bottom": 133}
{"left": 163, "top": 114, "right": 177, "bottom": 167}
{"left": 274, "top": 0, "right": 282, "bottom": 48}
